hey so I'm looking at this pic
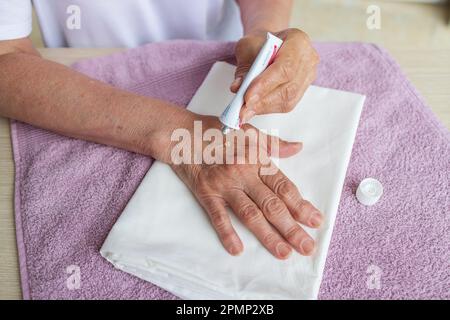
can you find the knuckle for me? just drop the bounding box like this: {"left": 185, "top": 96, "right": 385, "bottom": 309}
{"left": 285, "top": 225, "right": 301, "bottom": 242}
{"left": 222, "top": 164, "right": 234, "bottom": 174}
{"left": 279, "top": 62, "right": 295, "bottom": 81}
{"left": 209, "top": 210, "right": 228, "bottom": 230}
{"left": 262, "top": 232, "right": 278, "bottom": 246}
{"left": 288, "top": 28, "right": 314, "bottom": 52}
{"left": 288, "top": 28, "right": 304, "bottom": 37}
{"left": 275, "top": 178, "right": 297, "bottom": 199}
{"left": 262, "top": 196, "right": 285, "bottom": 218}
{"left": 256, "top": 77, "right": 270, "bottom": 92}
{"left": 292, "top": 199, "right": 310, "bottom": 219}
{"left": 281, "top": 82, "right": 299, "bottom": 104}
{"left": 239, "top": 204, "right": 261, "bottom": 223}
{"left": 294, "top": 198, "right": 307, "bottom": 211}
{"left": 195, "top": 179, "right": 209, "bottom": 193}
{"left": 290, "top": 28, "right": 309, "bottom": 43}
{"left": 279, "top": 98, "right": 293, "bottom": 113}
{"left": 235, "top": 65, "right": 250, "bottom": 77}
{"left": 199, "top": 193, "right": 215, "bottom": 205}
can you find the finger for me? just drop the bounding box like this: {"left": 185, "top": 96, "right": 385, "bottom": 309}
{"left": 260, "top": 170, "right": 323, "bottom": 229}
{"left": 232, "top": 36, "right": 265, "bottom": 93}
{"left": 231, "top": 60, "right": 251, "bottom": 93}
{"left": 243, "top": 30, "right": 319, "bottom": 115}
{"left": 226, "top": 190, "right": 292, "bottom": 259}
{"left": 230, "top": 76, "right": 243, "bottom": 93}
{"left": 245, "top": 179, "right": 316, "bottom": 256}
{"left": 243, "top": 36, "right": 303, "bottom": 111}
{"left": 239, "top": 103, "right": 256, "bottom": 124}
{"left": 244, "top": 68, "right": 315, "bottom": 116}
{"left": 267, "top": 136, "right": 302, "bottom": 158}
{"left": 241, "top": 124, "right": 303, "bottom": 158}
{"left": 199, "top": 195, "right": 243, "bottom": 256}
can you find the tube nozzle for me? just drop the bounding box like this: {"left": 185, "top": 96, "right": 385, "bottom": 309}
{"left": 221, "top": 125, "right": 232, "bottom": 135}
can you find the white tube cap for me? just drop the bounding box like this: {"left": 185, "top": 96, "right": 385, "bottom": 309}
{"left": 356, "top": 178, "right": 383, "bottom": 206}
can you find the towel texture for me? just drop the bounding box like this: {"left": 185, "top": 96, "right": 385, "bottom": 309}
{"left": 11, "top": 40, "right": 449, "bottom": 299}
{"left": 100, "top": 61, "right": 366, "bottom": 299}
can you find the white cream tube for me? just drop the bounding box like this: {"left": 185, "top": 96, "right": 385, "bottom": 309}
{"left": 220, "top": 32, "right": 283, "bottom": 134}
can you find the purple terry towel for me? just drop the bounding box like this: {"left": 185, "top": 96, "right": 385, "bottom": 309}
{"left": 10, "top": 40, "right": 449, "bottom": 300}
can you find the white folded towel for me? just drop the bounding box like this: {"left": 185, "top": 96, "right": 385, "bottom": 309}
{"left": 100, "top": 62, "right": 366, "bottom": 299}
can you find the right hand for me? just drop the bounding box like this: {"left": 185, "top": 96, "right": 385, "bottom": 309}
{"left": 169, "top": 114, "right": 323, "bottom": 259}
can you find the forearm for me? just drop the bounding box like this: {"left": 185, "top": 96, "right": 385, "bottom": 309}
{"left": 0, "top": 51, "right": 190, "bottom": 163}
{"left": 237, "top": 0, "right": 293, "bottom": 35}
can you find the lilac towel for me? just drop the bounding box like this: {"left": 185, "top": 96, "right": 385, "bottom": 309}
{"left": 11, "top": 40, "right": 449, "bottom": 299}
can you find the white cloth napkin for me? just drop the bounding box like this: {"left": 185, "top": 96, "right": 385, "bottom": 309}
{"left": 100, "top": 62, "right": 366, "bottom": 299}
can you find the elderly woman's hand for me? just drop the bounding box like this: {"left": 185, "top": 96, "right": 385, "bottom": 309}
{"left": 170, "top": 115, "right": 323, "bottom": 259}
{"left": 231, "top": 28, "right": 319, "bottom": 123}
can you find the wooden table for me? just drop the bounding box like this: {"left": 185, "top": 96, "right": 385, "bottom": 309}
{"left": 0, "top": 48, "right": 449, "bottom": 299}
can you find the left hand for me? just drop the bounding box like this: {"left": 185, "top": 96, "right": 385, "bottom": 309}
{"left": 231, "top": 28, "right": 319, "bottom": 123}
{"left": 170, "top": 115, "right": 322, "bottom": 259}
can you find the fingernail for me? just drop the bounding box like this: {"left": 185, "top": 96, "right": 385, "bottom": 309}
{"left": 228, "top": 244, "right": 242, "bottom": 256}
{"left": 276, "top": 243, "right": 292, "bottom": 259}
{"left": 241, "top": 109, "right": 256, "bottom": 124}
{"left": 231, "top": 77, "right": 242, "bottom": 88}
{"left": 300, "top": 239, "right": 315, "bottom": 255}
{"left": 309, "top": 211, "right": 323, "bottom": 227}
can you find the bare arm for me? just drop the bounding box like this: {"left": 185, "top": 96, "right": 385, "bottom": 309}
{"left": 0, "top": 36, "right": 322, "bottom": 259}
{"left": 0, "top": 37, "right": 193, "bottom": 163}
{"left": 237, "top": 0, "right": 293, "bottom": 35}
{"left": 233, "top": 0, "right": 319, "bottom": 124}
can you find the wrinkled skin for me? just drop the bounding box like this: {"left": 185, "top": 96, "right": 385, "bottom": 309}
{"left": 231, "top": 28, "right": 320, "bottom": 123}
{"left": 171, "top": 116, "right": 323, "bottom": 259}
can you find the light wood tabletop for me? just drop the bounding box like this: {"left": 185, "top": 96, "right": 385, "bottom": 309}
{"left": 0, "top": 47, "right": 449, "bottom": 299}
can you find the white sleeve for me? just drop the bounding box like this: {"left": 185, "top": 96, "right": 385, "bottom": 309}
{"left": 0, "top": 0, "right": 32, "bottom": 40}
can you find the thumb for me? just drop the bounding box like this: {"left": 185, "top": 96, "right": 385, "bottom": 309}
{"left": 242, "top": 124, "right": 303, "bottom": 158}
{"left": 269, "top": 137, "right": 303, "bottom": 158}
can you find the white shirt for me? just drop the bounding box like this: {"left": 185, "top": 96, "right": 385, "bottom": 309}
{"left": 0, "top": 0, "right": 243, "bottom": 47}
